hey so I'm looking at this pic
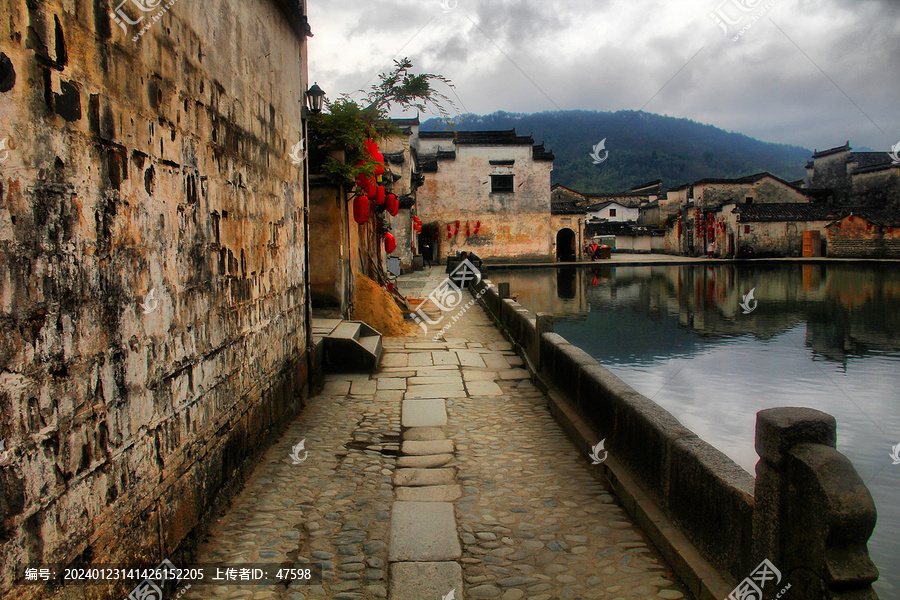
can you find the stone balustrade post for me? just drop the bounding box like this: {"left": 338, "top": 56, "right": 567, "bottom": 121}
{"left": 753, "top": 408, "right": 879, "bottom": 600}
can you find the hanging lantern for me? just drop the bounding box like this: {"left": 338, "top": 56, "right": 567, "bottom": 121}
{"left": 473, "top": 220, "right": 481, "bottom": 235}
{"left": 353, "top": 195, "right": 369, "bottom": 224}
{"left": 447, "top": 224, "right": 452, "bottom": 240}
{"left": 383, "top": 232, "right": 396, "bottom": 253}
{"left": 386, "top": 193, "right": 399, "bottom": 216}
{"left": 465, "top": 221, "right": 471, "bottom": 236}
{"left": 375, "top": 186, "right": 386, "bottom": 205}
{"left": 454, "top": 220, "right": 460, "bottom": 235}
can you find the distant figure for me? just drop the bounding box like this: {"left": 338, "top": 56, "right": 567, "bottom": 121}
{"left": 707, "top": 242, "right": 714, "bottom": 258}
{"left": 586, "top": 242, "right": 600, "bottom": 261}
{"left": 423, "top": 243, "right": 432, "bottom": 267}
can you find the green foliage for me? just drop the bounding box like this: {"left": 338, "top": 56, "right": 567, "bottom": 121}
{"left": 308, "top": 58, "right": 456, "bottom": 187}
{"left": 422, "top": 110, "right": 811, "bottom": 192}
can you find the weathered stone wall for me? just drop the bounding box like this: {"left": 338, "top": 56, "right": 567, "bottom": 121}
{"left": 0, "top": 1, "right": 310, "bottom": 596}
{"left": 809, "top": 151, "right": 850, "bottom": 197}
{"left": 696, "top": 178, "right": 807, "bottom": 209}
{"left": 736, "top": 220, "right": 830, "bottom": 257}
{"left": 852, "top": 168, "right": 900, "bottom": 208}
{"left": 827, "top": 215, "right": 900, "bottom": 258}
{"left": 310, "top": 180, "right": 345, "bottom": 309}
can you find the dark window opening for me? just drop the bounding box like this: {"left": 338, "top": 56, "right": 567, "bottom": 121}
{"left": 491, "top": 174, "right": 514, "bottom": 193}
{"left": 745, "top": 197, "right": 754, "bottom": 204}
{"left": 609, "top": 209, "right": 617, "bottom": 217}
{"left": 744, "top": 225, "right": 751, "bottom": 234}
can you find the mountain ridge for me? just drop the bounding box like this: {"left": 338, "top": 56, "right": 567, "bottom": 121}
{"left": 420, "top": 110, "right": 812, "bottom": 193}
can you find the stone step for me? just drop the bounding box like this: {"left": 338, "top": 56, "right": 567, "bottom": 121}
{"left": 396, "top": 485, "right": 463, "bottom": 502}
{"left": 389, "top": 501, "right": 461, "bottom": 562}
{"left": 393, "top": 467, "right": 457, "bottom": 487}
{"left": 401, "top": 439, "right": 455, "bottom": 456}
{"left": 389, "top": 561, "right": 463, "bottom": 600}
{"left": 396, "top": 454, "right": 454, "bottom": 468}
{"left": 401, "top": 398, "right": 448, "bottom": 428}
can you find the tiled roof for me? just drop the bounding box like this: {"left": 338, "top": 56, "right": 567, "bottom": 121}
{"left": 383, "top": 151, "right": 405, "bottom": 165}
{"left": 812, "top": 142, "right": 850, "bottom": 159}
{"left": 532, "top": 143, "right": 555, "bottom": 161}
{"left": 840, "top": 208, "right": 900, "bottom": 227}
{"left": 692, "top": 172, "right": 796, "bottom": 187}
{"left": 732, "top": 203, "right": 844, "bottom": 222}
{"left": 551, "top": 201, "right": 585, "bottom": 215}
{"left": 389, "top": 117, "right": 420, "bottom": 127}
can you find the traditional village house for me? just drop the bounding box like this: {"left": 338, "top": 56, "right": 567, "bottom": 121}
{"left": 826, "top": 208, "right": 900, "bottom": 258}
{"left": 805, "top": 141, "right": 900, "bottom": 207}
{"left": 416, "top": 130, "right": 555, "bottom": 263}
{"left": 381, "top": 118, "right": 425, "bottom": 272}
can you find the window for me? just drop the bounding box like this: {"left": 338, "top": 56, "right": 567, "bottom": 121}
{"left": 609, "top": 209, "right": 617, "bottom": 217}
{"left": 491, "top": 174, "right": 514, "bottom": 193}
{"left": 744, "top": 225, "right": 751, "bottom": 234}
{"left": 745, "top": 197, "right": 754, "bottom": 204}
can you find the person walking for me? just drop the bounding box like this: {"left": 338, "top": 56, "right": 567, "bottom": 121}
{"left": 422, "top": 243, "right": 432, "bottom": 267}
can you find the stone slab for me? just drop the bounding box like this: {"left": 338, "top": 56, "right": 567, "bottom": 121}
{"left": 389, "top": 561, "right": 463, "bottom": 600}
{"left": 393, "top": 467, "right": 457, "bottom": 487}
{"left": 402, "top": 439, "right": 455, "bottom": 456}
{"left": 381, "top": 354, "right": 409, "bottom": 368}
{"left": 350, "top": 380, "right": 376, "bottom": 395}
{"left": 402, "top": 399, "right": 448, "bottom": 428}
{"left": 389, "top": 502, "right": 461, "bottom": 562}
{"left": 396, "top": 454, "right": 454, "bottom": 468}
{"left": 407, "top": 385, "right": 466, "bottom": 399}
{"left": 456, "top": 351, "right": 487, "bottom": 368}
{"left": 498, "top": 369, "right": 531, "bottom": 380}
{"left": 462, "top": 370, "right": 498, "bottom": 382}
{"left": 465, "top": 381, "right": 504, "bottom": 397}
{"left": 377, "top": 377, "right": 408, "bottom": 390}
{"left": 407, "top": 376, "right": 462, "bottom": 386}
{"left": 395, "top": 485, "right": 463, "bottom": 502}
{"left": 403, "top": 427, "right": 448, "bottom": 441}
{"left": 482, "top": 353, "right": 512, "bottom": 370}
{"left": 408, "top": 353, "right": 434, "bottom": 367}
{"left": 431, "top": 351, "right": 460, "bottom": 366}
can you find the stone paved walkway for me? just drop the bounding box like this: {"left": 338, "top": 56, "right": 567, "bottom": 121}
{"left": 184, "top": 267, "right": 693, "bottom": 600}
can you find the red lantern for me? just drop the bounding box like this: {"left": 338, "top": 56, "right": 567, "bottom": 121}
{"left": 383, "top": 232, "right": 396, "bottom": 253}
{"left": 473, "top": 220, "right": 481, "bottom": 235}
{"left": 386, "top": 193, "right": 399, "bottom": 216}
{"left": 447, "top": 224, "right": 452, "bottom": 240}
{"left": 466, "top": 221, "right": 471, "bottom": 236}
{"left": 376, "top": 186, "right": 386, "bottom": 205}
{"left": 353, "top": 195, "right": 369, "bottom": 224}
{"left": 454, "top": 221, "right": 460, "bottom": 235}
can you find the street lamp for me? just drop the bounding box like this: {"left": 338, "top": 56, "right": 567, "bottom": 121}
{"left": 305, "top": 83, "right": 325, "bottom": 115}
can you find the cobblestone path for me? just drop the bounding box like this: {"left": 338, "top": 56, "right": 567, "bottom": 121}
{"left": 184, "top": 268, "right": 693, "bottom": 600}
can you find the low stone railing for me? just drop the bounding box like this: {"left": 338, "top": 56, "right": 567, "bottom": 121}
{"left": 470, "top": 276, "right": 880, "bottom": 600}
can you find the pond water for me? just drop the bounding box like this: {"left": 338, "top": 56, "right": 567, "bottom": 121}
{"left": 487, "top": 263, "right": 900, "bottom": 597}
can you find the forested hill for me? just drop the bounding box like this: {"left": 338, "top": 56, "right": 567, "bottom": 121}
{"left": 420, "top": 110, "right": 811, "bottom": 192}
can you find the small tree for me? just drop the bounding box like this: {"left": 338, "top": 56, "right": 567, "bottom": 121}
{"left": 308, "top": 58, "right": 457, "bottom": 187}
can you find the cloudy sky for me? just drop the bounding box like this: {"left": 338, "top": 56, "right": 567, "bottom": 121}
{"left": 307, "top": 0, "right": 900, "bottom": 152}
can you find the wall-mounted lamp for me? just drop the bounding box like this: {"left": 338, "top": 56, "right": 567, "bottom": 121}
{"left": 305, "top": 83, "right": 325, "bottom": 116}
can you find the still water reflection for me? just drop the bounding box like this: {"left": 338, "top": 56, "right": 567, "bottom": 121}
{"left": 488, "top": 264, "right": 900, "bottom": 597}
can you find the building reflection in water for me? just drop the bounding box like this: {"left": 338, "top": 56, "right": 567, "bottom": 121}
{"left": 488, "top": 264, "right": 900, "bottom": 364}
